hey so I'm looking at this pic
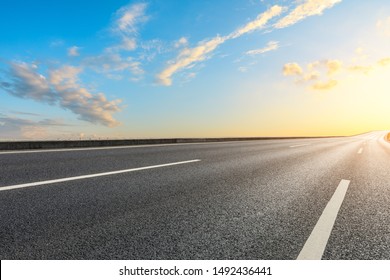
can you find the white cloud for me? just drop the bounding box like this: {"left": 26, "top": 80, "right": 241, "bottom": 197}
{"left": 86, "top": 3, "right": 147, "bottom": 80}
{"left": 50, "top": 65, "right": 82, "bottom": 86}
{"left": 156, "top": 5, "right": 283, "bottom": 86}
{"left": 121, "top": 37, "right": 137, "bottom": 51}
{"left": 0, "top": 62, "right": 122, "bottom": 127}
{"left": 83, "top": 53, "right": 144, "bottom": 77}
{"left": 303, "top": 72, "right": 319, "bottom": 81}
{"left": 106, "top": 38, "right": 137, "bottom": 53}
{"left": 115, "top": 3, "right": 148, "bottom": 35}
{"left": 246, "top": 41, "right": 279, "bottom": 55}
{"left": 283, "top": 54, "right": 390, "bottom": 91}
{"left": 347, "top": 65, "right": 372, "bottom": 75}
{"left": 0, "top": 62, "right": 56, "bottom": 104}
{"left": 157, "top": 36, "right": 227, "bottom": 86}
{"left": 284, "top": 59, "right": 341, "bottom": 90}
{"left": 68, "top": 46, "right": 80, "bottom": 57}
{"left": 283, "top": 62, "right": 303, "bottom": 76}
{"left": 156, "top": 0, "right": 342, "bottom": 86}
{"left": 326, "top": 59, "right": 342, "bottom": 75}
{"left": 0, "top": 114, "right": 72, "bottom": 140}
{"left": 174, "top": 37, "right": 188, "bottom": 48}
{"left": 311, "top": 79, "right": 338, "bottom": 90}
{"left": 274, "top": 0, "right": 342, "bottom": 29}
{"left": 228, "top": 5, "right": 284, "bottom": 39}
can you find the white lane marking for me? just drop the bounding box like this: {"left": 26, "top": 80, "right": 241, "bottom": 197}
{"left": 0, "top": 159, "right": 201, "bottom": 192}
{"left": 290, "top": 144, "right": 311, "bottom": 148}
{"left": 358, "top": 148, "right": 363, "bottom": 154}
{"left": 297, "top": 179, "right": 351, "bottom": 260}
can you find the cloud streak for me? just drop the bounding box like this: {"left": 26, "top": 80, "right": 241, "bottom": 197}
{"left": 246, "top": 41, "right": 279, "bottom": 55}
{"left": 83, "top": 53, "right": 143, "bottom": 78}
{"left": 0, "top": 113, "right": 72, "bottom": 140}
{"left": 274, "top": 0, "right": 342, "bottom": 29}
{"left": 156, "top": 36, "right": 227, "bottom": 86}
{"left": 157, "top": 0, "right": 342, "bottom": 86}
{"left": 0, "top": 62, "right": 122, "bottom": 127}
{"left": 156, "top": 5, "right": 284, "bottom": 86}
{"left": 114, "top": 3, "right": 148, "bottom": 35}
{"left": 228, "top": 6, "right": 284, "bottom": 39}
{"left": 83, "top": 3, "right": 147, "bottom": 80}
{"left": 311, "top": 79, "right": 338, "bottom": 90}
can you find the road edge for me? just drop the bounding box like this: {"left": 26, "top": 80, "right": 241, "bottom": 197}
{"left": 0, "top": 136, "right": 341, "bottom": 151}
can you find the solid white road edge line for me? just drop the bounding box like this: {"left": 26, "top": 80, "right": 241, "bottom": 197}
{"left": 0, "top": 159, "right": 201, "bottom": 192}
{"left": 297, "top": 179, "right": 351, "bottom": 260}
{"left": 358, "top": 148, "right": 363, "bottom": 154}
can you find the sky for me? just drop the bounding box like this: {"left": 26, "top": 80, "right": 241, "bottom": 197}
{"left": 1, "top": 0, "right": 390, "bottom": 140}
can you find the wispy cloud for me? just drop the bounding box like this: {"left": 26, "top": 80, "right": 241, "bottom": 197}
{"left": 156, "top": 5, "right": 283, "bottom": 86}
{"left": 283, "top": 62, "right": 303, "bottom": 76}
{"left": 156, "top": 36, "right": 227, "bottom": 86}
{"left": 0, "top": 62, "right": 122, "bottom": 127}
{"left": 347, "top": 65, "right": 372, "bottom": 74}
{"left": 246, "top": 41, "right": 279, "bottom": 55}
{"left": 156, "top": 0, "right": 342, "bottom": 86}
{"left": 0, "top": 114, "right": 71, "bottom": 140}
{"left": 228, "top": 5, "right": 284, "bottom": 39}
{"left": 311, "top": 79, "right": 338, "bottom": 90}
{"left": 114, "top": 3, "right": 148, "bottom": 35}
{"left": 283, "top": 55, "right": 390, "bottom": 91}
{"left": 283, "top": 60, "right": 339, "bottom": 90}
{"left": 68, "top": 46, "right": 80, "bottom": 57}
{"left": 84, "top": 3, "right": 147, "bottom": 80}
{"left": 9, "top": 111, "right": 42, "bottom": 116}
{"left": 83, "top": 53, "right": 143, "bottom": 78}
{"left": 325, "top": 59, "right": 342, "bottom": 75}
{"left": 174, "top": 37, "right": 188, "bottom": 48}
{"left": 274, "top": 0, "right": 342, "bottom": 29}
{"left": 0, "top": 114, "right": 69, "bottom": 127}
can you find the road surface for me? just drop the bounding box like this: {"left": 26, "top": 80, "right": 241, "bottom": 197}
{"left": 0, "top": 131, "right": 389, "bottom": 259}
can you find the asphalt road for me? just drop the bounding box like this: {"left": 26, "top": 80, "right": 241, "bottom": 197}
{"left": 0, "top": 131, "right": 389, "bottom": 259}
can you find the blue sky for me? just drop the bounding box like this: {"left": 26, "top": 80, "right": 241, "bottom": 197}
{"left": 1, "top": 0, "right": 390, "bottom": 139}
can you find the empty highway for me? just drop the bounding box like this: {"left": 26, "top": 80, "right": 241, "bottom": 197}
{"left": 0, "top": 131, "right": 389, "bottom": 259}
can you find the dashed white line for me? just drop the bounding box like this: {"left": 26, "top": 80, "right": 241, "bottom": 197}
{"left": 0, "top": 159, "right": 201, "bottom": 192}
{"left": 358, "top": 148, "right": 363, "bottom": 154}
{"left": 297, "top": 179, "right": 351, "bottom": 260}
